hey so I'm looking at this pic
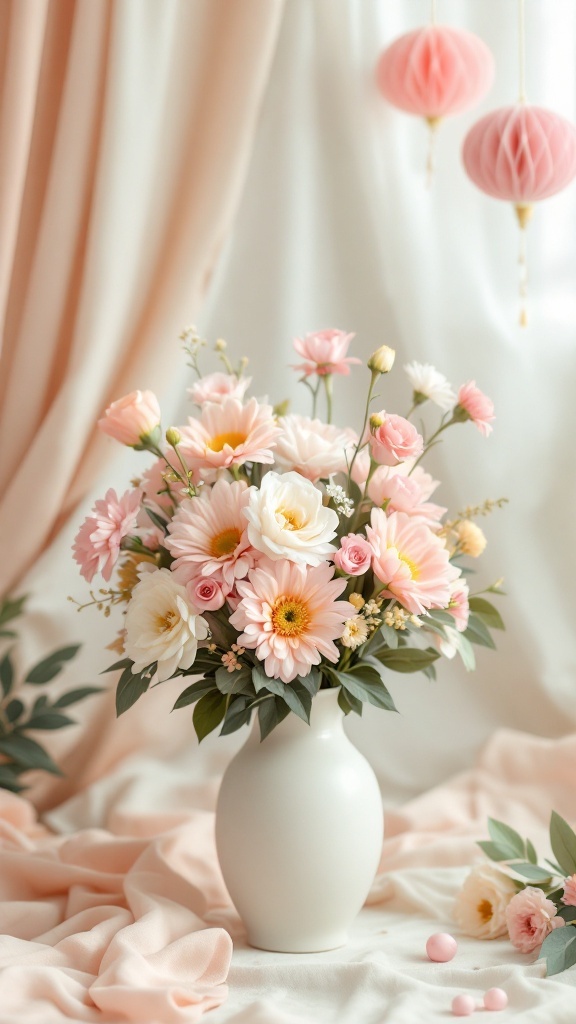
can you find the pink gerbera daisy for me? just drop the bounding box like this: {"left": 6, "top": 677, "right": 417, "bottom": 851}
{"left": 177, "top": 397, "right": 279, "bottom": 470}
{"left": 73, "top": 488, "right": 142, "bottom": 583}
{"left": 366, "top": 509, "right": 460, "bottom": 615}
{"left": 455, "top": 381, "right": 495, "bottom": 437}
{"left": 166, "top": 478, "right": 255, "bottom": 589}
{"left": 229, "top": 559, "right": 353, "bottom": 683}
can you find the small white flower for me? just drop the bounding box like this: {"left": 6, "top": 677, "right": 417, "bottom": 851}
{"left": 325, "top": 482, "right": 354, "bottom": 518}
{"left": 124, "top": 568, "right": 209, "bottom": 682}
{"left": 341, "top": 615, "right": 370, "bottom": 650}
{"left": 404, "top": 361, "right": 456, "bottom": 412}
{"left": 243, "top": 471, "right": 338, "bottom": 566}
{"left": 454, "top": 864, "right": 517, "bottom": 939}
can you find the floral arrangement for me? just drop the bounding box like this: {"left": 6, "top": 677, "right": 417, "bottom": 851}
{"left": 0, "top": 595, "right": 100, "bottom": 790}
{"left": 455, "top": 813, "right": 576, "bottom": 976}
{"left": 72, "top": 327, "right": 504, "bottom": 741}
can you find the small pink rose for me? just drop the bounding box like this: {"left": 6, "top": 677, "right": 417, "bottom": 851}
{"left": 369, "top": 412, "right": 424, "bottom": 466}
{"left": 187, "top": 578, "right": 226, "bottom": 612}
{"left": 98, "top": 390, "right": 161, "bottom": 447}
{"left": 333, "top": 534, "right": 372, "bottom": 576}
{"left": 505, "top": 886, "right": 564, "bottom": 954}
{"left": 455, "top": 381, "right": 495, "bottom": 437}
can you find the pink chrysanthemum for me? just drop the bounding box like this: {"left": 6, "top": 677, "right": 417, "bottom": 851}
{"left": 447, "top": 578, "right": 470, "bottom": 632}
{"left": 73, "top": 488, "right": 141, "bottom": 583}
{"left": 177, "top": 397, "right": 279, "bottom": 470}
{"left": 166, "top": 479, "right": 255, "bottom": 589}
{"left": 274, "top": 415, "right": 357, "bottom": 482}
{"left": 456, "top": 381, "right": 495, "bottom": 437}
{"left": 229, "top": 559, "right": 354, "bottom": 683}
{"left": 366, "top": 509, "right": 460, "bottom": 615}
{"left": 562, "top": 874, "right": 576, "bottom": 907}
{"left": 291, "top": 329, "right": 361, "bottom": 377}
{"left": 368, "top": 465, "right": 446, "bottom": 527}
{"left": 188, "top": 372, "right": 251, "bottom": 406}
{"left": 506, "top": 887, "right": 564, "bottom": 954}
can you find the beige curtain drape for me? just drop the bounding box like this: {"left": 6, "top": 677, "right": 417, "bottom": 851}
{"left": 0, "top": 0, "right": 284, "bottom": 597}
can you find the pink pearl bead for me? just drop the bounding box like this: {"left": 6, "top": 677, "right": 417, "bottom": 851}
{"left": 426, "top": 932, "right": 458, "bottom": 962}
{"left": 452, "top": 994, "right": 476, "bottom": 1017}
{"left": 484, "top": 988, "right": 508, "bottom": 1011}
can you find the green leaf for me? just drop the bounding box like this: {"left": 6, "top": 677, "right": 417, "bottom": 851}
{"left": 53, "top": 687, "right": 102, "bottom": 708}
{"left": 0, "top": 595, "right": 28, "bottom": 629}
{"left": 425, "top": 609, "right": 457, "bottom": 626}
{"left": 550, "top": 811, "right": 576, "bottom": 876}
{"left": 115, "top": 667, "right": 151, "bottom": 716}
{"left": 258, "top": 696, "right": 290, "bottom": 741}
{"left": 5, "top": 698, "right": 24, "bottom": 723}
{"left": 25, "top": 645, "right": 81, "bottom": 685}
{"left": 376, "top": 647, "right": 440, "bottom": 675}
{"left": 144, "top": 506, "right": 169, "bottom": 533}
{"left": 379, "top": 623, "right": 399, "bottom": 650}
{"left": 526, "top": 838, "right": 538, "bottom": 865}
{"left": 487, "top": 818, "right": 525, "bottom": 859}
{"left": 193, "top": 691, "right": 226, "bottom": 742}
{"left": 422, "top": 663, "right": 437, "bottom": 681}
{"left": 335, "top": 666, "right": 397, "bottom": 711}
{"left": 298, "top": 669, "right": 321, "bottom": 697}
{"left": 559, "top": 907, "right": 576, "bottom": 922}
{"left": 220, "top": 698, "right": 253, "bottom": 736}
{"left": 251, "top": 665, "right": 277, "bottom": 694}
{"left": 468, "top": 597, "right": 505, "bottom": 631}
{"left": 510, "top": 862, "right": 554, "bottom": 883}
{"left": 464, "top": 615, "right": 496, "bottom": 650}
{"left": 539, "top": 924, "right": 576, "bottom": 976}
{"left": 338, "top": 686, "right": 362, "bottom": 716}
{"left": 0, "top": 734, "right": 63, "bottom": 775}
{"left": 173, "top": 679, "right": 216, "bottom": 709}
{"left": 477, "top": 840, "right": 514, "bottom": 863}
{"left": 0, "top": 629, "right": 17, "bottom": 639}
{"left": 0, "top": 766, "right": 26, "bottom": 793}
{"left": 23, "top": 712, "right": 76, "bottom": 730}
{"left": 0, "top": 653, "right": 14, "bottom": 698}
{"left": 546, "top": 858, "right": 564, "bottom": 876}
{"left": 215, "top": 666, "right": 253, "bottom": 695}
{"left": 281, "top": 683, "right": 311, "bottom": 724}
{"left": 101, "top": 658, "right": 132, "bottom": 674}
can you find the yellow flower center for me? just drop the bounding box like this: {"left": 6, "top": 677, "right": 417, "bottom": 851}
{"left": 276, "top": 507, "right": 304, "bottom": 531}
{"left": 210, "top": 527, "right": 242, "bottom": 558}
{"left": 207, "top": 431, "right": 246, "bottom": 452}
{"left": 397, "top": 550, "right": 420, "bottom": 580}
{"left": 156, "top": 610, "right": 178, "bottom": 634}
{"left": 271, "top": 597, "right": 310, "bottom": 637}
{"left": 477, "top": 899, "right": 493, "bottom": 924}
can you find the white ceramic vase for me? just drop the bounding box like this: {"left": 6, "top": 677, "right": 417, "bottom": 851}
{"left": 215, "top": 686, "right": 384, "bottom": 953}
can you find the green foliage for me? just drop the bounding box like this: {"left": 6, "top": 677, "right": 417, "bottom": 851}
{"left": 115, "top": 666, "right": 151, "bottom": 715}
{"left": 539, "top": 925, "right": 576, "bottom": 976}
{"left": 550, "top": 811, "right": 576, "bottom": 876}
{"left": 374, "top": 646, "right": 440, "bottom": 675}
{"left": 193, "top": 691, "right": 227, "bottom": 742}
{"left": 467, "top": 597, "right": 505, "bottom": 631}
{"left": 0, "top": 595, "right": 101, "bottom": 792}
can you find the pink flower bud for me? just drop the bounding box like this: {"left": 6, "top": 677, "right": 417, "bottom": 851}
{"left": 333, "top": 534, "right": 372, "bottom": 576}
{"left": 98, "top": 390, "right": 161, "bottom": 447}
{"left": 187, "top": 578, "right": 226, "bottom": 611}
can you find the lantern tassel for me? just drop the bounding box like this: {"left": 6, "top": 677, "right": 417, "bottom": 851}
{"left": 515, "top": 203, "right": 533, "bottom": 327}
{"left": 425, "top": 116, "right": 441, "bottom": 187}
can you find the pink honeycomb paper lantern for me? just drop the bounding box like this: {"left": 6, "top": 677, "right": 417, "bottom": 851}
{"left": 463, "top": 104, "right": 576, "bottom": 324}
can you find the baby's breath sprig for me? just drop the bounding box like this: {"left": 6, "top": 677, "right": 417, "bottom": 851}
{"left": 181, "top": 324, "right": 207, "bottom": 378}
{"left": 325, "top": 482, "right": 354, "bottom": 519}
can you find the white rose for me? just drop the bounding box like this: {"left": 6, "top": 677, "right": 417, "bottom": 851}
{"left": 124, "top": 568, "right": 209, "bottom": 682}
{"left": 273, "top": 415, "right": 357, "bottom": 482}
{"left": 453, "top": 863, "right": 517, "bottom": 939}
{"left": 243, "top": 471, "right": 338, "bottom": 566}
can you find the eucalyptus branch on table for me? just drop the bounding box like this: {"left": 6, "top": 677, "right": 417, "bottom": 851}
{"left": 0, "top": 596, "right": 101, "bottom": 792}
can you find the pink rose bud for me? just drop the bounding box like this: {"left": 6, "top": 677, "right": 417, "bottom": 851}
{"left": 368, "top": 412, "right": 424, "bottom": 466}
{"left": 188, "top": 578, "right": 226, "bottom": 612}
{"left": 98, "top": 390, "right": 161, "bottom": 447}
{"left": 333, "top": 534, "right": 373, "bottom": 576}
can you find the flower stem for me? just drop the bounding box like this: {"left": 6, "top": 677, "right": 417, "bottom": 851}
{"left": 324, "top": 374, "right": 333, "bottom": 424}
{"left": 347, "top": 371, "right": 379, "bottom": 492}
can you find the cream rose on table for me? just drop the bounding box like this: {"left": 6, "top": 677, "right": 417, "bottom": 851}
{"left": 243, "top": 471, "right": 338, "bottom": 566}
{"left": 453, "top": 864, "right": 517, "bottom": 939}
{"left": 124, "top": 568, "right": 209, "bottom": 682}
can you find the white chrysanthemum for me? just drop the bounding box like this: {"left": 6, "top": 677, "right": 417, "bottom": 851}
{"left": 404, "top": 361, "right": 456, "bottom": 412}
{"left": 243, "top": 471, "right": 338, "bottom": 566}
{"left": 274, "top": 415, "right": 357, "bottom": 482}
{"left": 341, "top": 616, "right": 369, "bottom": 650}
{"left": 453, "top": 864, "right": 517, "bottom": 939}
{"left": 124, "top": 568, "right": 209, "bottom": 682}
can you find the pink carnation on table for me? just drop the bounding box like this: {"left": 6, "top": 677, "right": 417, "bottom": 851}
{"left": 274, "top": 415, "right": 357, "bottom": 482}
{"left": 178, "top": 397, "right": 279, "bottom": 470}
{"left": 505, "top": 886, "right": 564, "bottom": 954}
{"left": 187, "top": 577, "right": 226, "bottom": 611}
{"left": 229, "top": 559, "right": 354, "bottom": 683}
{"left": 368, "top": 413, "right": 424, "bottom": 466}
{"left": 188, "top": 372, "right": 251, "bottom": 406}
{"left": 562, "top": 875, "right": 576, "bottom": 907}
{"left": 73, "top": 488, "right": 142, "bottom": 583}
{"left": 97, "top": 390, "right": 161, "bottom": 446}
{"left": 368, "top": 465, "right": 446, "bottom": 527}
{"left": 367, "top": 508, "right": 460, "bottom": 615}
{"left": 292, "top": 329, "right": 361, "bottom": 377}
{"left": 456, "top": 381, "right": 495, "bottom": 437}
{"left": 333, "top": 534, "right": 372, "bottom": 576}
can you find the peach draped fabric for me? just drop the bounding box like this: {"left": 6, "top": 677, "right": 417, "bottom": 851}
{"left": 0, "top": 0, "right": 284, "bottom": 597}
